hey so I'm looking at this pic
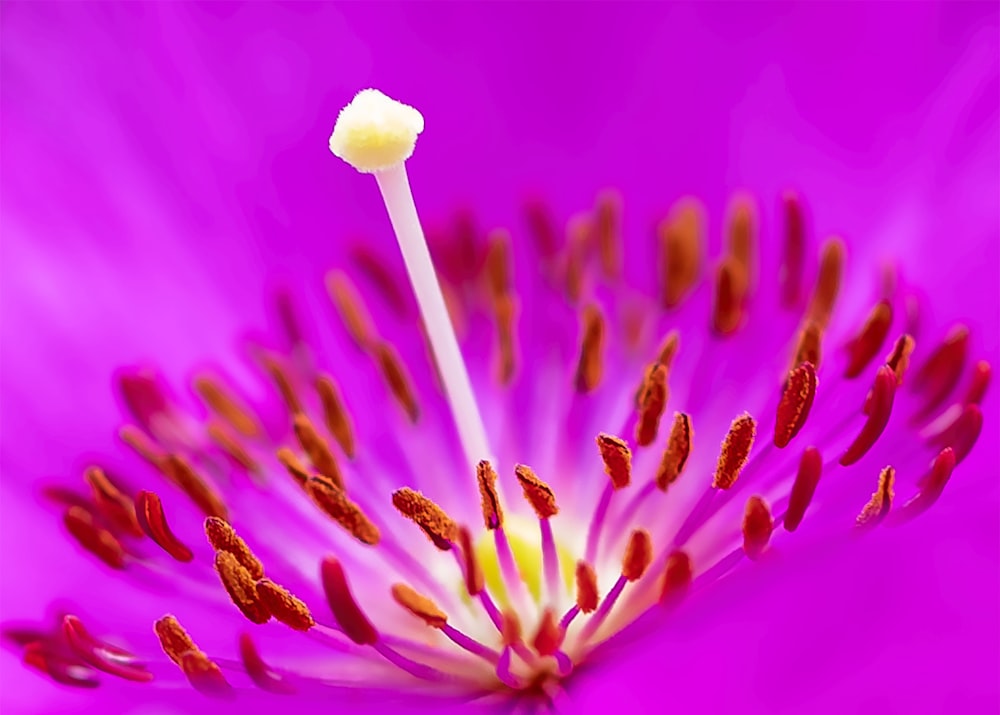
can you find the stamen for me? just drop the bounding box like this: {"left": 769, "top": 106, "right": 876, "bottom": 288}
{"left": 458, "top": 526, "right": 484, "bottom": 595}
{"left": 193, "top": 375, "right": 261, "bottom": 438}
{"left": 477, "top": 460, "right": 504, "bottom": 529}
{"left": 306, "top": 477, "right": 381, "bottom": 545}
{"left": 622, "top": 530, "right": 653, "bottom": 581}
{"left": 844, "top": 301, "right": 893, "bottom": 378}
{"left": 293, "top": 414, "right": 344, "bottom": 489}
{"left": 742, "top": 496, "right": 773, "bottom": 560}
{"left": 326, "top": 272, "right": 376, "bottom": 350}
{"left": 886, "top": 334, "right": 916, "bottom": 385}
{"left": 256, "top": 579, "right": 315, "bottom": 631}
{"left": 659, "top": 551, "right": 693, "bottom": 608}
{"left": 912, "top": 326, "right": 969, "bottom": 415}
{"left": 659, "top": 200, "right": 702, "bottom": 308}
{"left": 373, "top": 341, "right": 420, "bottom": 422}
{"left": 214, "top": 551, "right": 271, "bottom": 624}
{"left": 276, "top": 447, "right": 310, "bottom": 486}
{"left": 485, "top": 229, "right": 512, "bottom": 301}
{"left": 656, "top": 412, "right": 693, "bottom": 491}
{"left": 895, "top": 448, "right": 957, "bottom": 522}
{"left": 635, "top": 364, "right": 669, "bottom": 447}
{"left": 856, "top": 466, "right": 895, "bottom": 528}
{"left": 964, "top": 360, "right": 991, "bottom": 405}
{"left": 62, "top": 616, "right": 152, "bottom": 682}
{"left": 932, "top": 403, "right": 983, "bottom": 464}
{"left": 784, "top": 447, "right": 822, "bottom": 532}
{"left": 575, "top": 561, "right": 599, "bottom": 614}
{"left": 596, "top": 434, "right": 631, "bottom": 489}
{"left": 391, "top": 583, "right": 447, "bottom": 628}
{"left": 712, "top": 413, "right": 757, "bottom": 489}
{"left": 260, "top": 355, "right": 303, "bottom": 414}
{"left": 594, "top": 190, "right": 622, "bottom": 280}
{"left": 180, "top": 650, "right": 232, "bottom": 698}
{"left": 840, "top": 365, "right": 896, "bottom": 466}
{"left": 315, "top": 375, "right": 356, "bottom": 458}
{"left": 118, "top": 425, "right": 164, "bottom": 468}
{"left": 118, "top": 371, "right": 168, "bottom": 433}
{"left": 656, "top": 330, "right": 681, "bottom": 369}
{"left": 514, "top": 465, "right": 559, "bottom": 519}
{"left": 84, "top": 466, "right": 142, "bottom": 537}
{"left": 206, "top": 423, "right": 258, "bottom": 473}
{"left": 161, "top": 454, "right": 229, "bottom": 521}
{"left": 23, "top": 641, "right": 99, "bottom": 688}
{"left": 153, "top": 615, "right": 197, "bottom": 665}
{"left": 727, "top": 197, "right": 755, "bottom": 287}
{"left": 493, "top": 293, "right": 518, "bottom": 385}
{"left": 712, "top": 257, "right": 745, "bottom": 335}
{"left": 391, "top": 487, "right": 458, "bottom": 549}
{"left": 575, "top": 304, "right": 605, "bottom": 393}
{"left": 239, "top": 633, "right": 296, "bottom": 694}
{"left": 780, "top": 192, "right": 805, "bottom": 307}
{"left": 320, "top": 557, "right": 378, "bottom": 645}
{"left": 532, "top": 609, "right": 563, "bottom": 657}
{"left": 135, "top": 490, "right": 193, "bottom": 562}
{"left": 805, "top": 237, "right": 845, "bottom": 329}
{"left": 501, "top": 610, "right": 522, "bottom": 646}
{"left": 204, "top": 517, "right": 265, "bottom": 579}
{"left": 774, "top": 362, "right": 817, "bottom": 448}
{"left": 63, "top": 506, "right": 125, "bottom": 569}
{"left": 564, "top": 216, "right": 591, "bottom": 303}
{"left": 791, "top": 321, "right": 823, "bottom": 371}
{"left": 524, "top": 198, "right": 560, "bottom": 257}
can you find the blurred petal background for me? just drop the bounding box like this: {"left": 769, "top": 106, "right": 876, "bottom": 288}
{"left": 1, "top": 2, "right": 997, "bottom": 714}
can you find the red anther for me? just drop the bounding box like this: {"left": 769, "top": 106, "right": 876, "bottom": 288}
{"left": 622, "top": 529, "right": 653, "bottom": 582}
{"left": 712, "top": 413, "right": 757, "bottom": 489}
{"left": 774, "top": 362, "right": 817, "bottom": 448}
{"left": 963, "top": 361, "right": 991, "bottom": 406}
{"left": 118, "top": 370, "right": 169, "bottom": 433}
{"left": 135, "top": 491, "right": 193, "bottom": 562}
{"left": 180, "top": 650, "right": 233, "bottom": 698}
{"left": 62, "top": 616, "right": 152, "bottom": 682}
{"left": 524, "top": 197, "right": 560, "bottom": 258}
{"left": 844, "top": 301, "right": 893, "bottom": 378}
{"left": 784, "top": 447, "right": 823, "bottom": 532}
{"left": 239, "top": 632, "right": 295, "bottom": 694}
{"left": 912, "top": 326, "right": 970, "bottom": 418}
{"left": 320, "top": 557, "right": 378, "bottom": 646}
{"left": 575, "top": 561, "right": 599, "bottom": 614}
{"left": 23, "top": 641, "right": 99, "bottom": 688}
{"left": 742, "top": 496, "right": 773, "bottom": 560}
{"left": 896, "top": 448, "right": 957, "bottom": 523}
{"left": 63, "top": 506, "right": 127, "bottom": 569}
{"left": 840, "top": 366, "right": 896, "bottom": 466}
{"left": 532, "top": 609, "right": 564, "bottom": 657}
{"left": 85, "top": 467, "right": 143, "bottom": 538}
{"left": 931, "top": 404, "right": 983, "bottom": 464}
{"left": 597, "top": 434, "right": 632, "bottom": 489}
{"left": 780, "top": 192, "right": 805, "bottom": 308}
{"left": 660, "top": 551, "right": 693, "bottom": 608}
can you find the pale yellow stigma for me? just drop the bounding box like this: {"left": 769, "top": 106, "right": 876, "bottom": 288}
{"left": 329, "top": 89, "right": 424, "bottom": 173}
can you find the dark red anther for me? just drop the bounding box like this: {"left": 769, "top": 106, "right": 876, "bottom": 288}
{"left": 118, "top": 370, "right": 169, "bottom": 433}
{"left": 780, "top": 192, "right": 805, "bottom": 308}
{"left": 135, "top": 491, "right": 193, "bottom": 562}
{"left": 844, "top": 301, "right": 893, "bottom": 379}
{"left": 531, "top": 609, "right": 564, "bottom": 657}
{"left": 742, "top": 496, "right": 773, "bottom": 560}
{"left": 23, "top": 641, "right": 100, "bottom": 688}
{"left": 912, "top": 326, "right": 969, "bottom": 420}
{"left": 275, "top": 290, "right": 306, "bottom": 349}
{"left": 239, "top": 633, "right": 295, "bottom": 694}
{"left": 63, "top": 506, "right": 127, "bottom": 569}
{"left": 840, "top": 366, "right": 896, "bottom": 466}
{"left": 62, "top": 616, "right": 152, "bottom": 682}
{"left": 964, "top": 360, "right": 992, "bottom": 406}
{"left": 85, "top": 467, "right": 143, "bottom": 538}
{"left": 931, "top": 404, "right": 983, "bottom": 464}
{"left": 894, "top": 448, "right": 957, "bottom": 523}
{"left": 320, "top": 557, "right": 378, "bottom": 646}
{"left": 524, "top": 197, "right": 560, "bottom": 258}
{"left": 785, "top": 446, "right": 823, "bottom": 532}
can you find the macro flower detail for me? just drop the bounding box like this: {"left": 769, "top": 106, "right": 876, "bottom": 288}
{"left": 3, "top": 45, "right": 995, "bottom": 712}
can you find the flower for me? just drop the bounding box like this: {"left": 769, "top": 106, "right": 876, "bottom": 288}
{"left": 2, "top": 3, "right": 997, "bottom": 715}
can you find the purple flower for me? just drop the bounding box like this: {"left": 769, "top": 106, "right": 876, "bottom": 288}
{"left": 2, "top": 3, "right": 997, "bottom": 714}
